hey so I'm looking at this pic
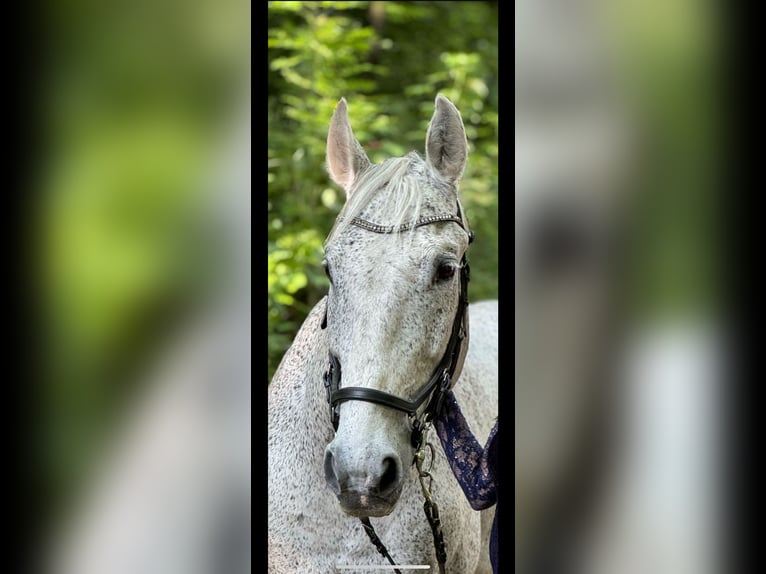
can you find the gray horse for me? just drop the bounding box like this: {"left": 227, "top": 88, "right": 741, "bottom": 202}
{"left": 268, "top": 95, "right": 498, "bottom": 573}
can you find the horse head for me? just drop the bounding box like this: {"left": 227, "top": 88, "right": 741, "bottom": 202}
{"left": 321, "top": 95, "right": 472, "bottom": 518}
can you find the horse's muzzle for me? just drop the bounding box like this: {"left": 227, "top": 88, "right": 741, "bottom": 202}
{"left": 336, "top": 489, "right": 402, "bottom": 517}
{"left": 324, "top": 449, "right": 403, "bottom": 517}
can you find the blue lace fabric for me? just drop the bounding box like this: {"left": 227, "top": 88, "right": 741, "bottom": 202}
{"left": 434, "top": 390, "right": 498, "bottom": 573}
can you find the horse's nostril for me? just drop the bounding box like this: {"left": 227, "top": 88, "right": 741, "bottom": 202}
{"left": 378, "top": 456, "right": 399, "bottom": 495}
{"left": 324, "top": 451, "right": 341, "bottom": 495}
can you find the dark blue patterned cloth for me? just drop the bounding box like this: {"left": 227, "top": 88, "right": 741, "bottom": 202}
{"left": 434, "top": 390, "right": 498, "bottom": 573}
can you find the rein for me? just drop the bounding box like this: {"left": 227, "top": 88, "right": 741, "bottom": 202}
{"left": 321, "top": 203, "right": 472, "bottom": 573}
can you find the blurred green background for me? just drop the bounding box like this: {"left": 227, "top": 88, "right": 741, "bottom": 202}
{"left": 268, "top": 1, "right": 500, "bottom": 382}
{"left": 601, "top": 0, "right": 721, "bottom": 325}
{"left": 30, "top": 0, "right": 249, "bottom": 539}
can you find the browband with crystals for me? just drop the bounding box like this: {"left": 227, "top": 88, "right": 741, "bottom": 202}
{"left": 346, "top": 213, "right": 466, "bottom": 234}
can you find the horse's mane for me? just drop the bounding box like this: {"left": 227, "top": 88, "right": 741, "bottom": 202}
{"left": 325, "top": 152, "right": 452, "bottom": 248}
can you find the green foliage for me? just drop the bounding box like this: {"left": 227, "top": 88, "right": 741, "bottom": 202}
{"left": 268, "top": 229, "right": 329, "bottom": 376}
{"left": 268, "top": 1, "right": 499, "bottom": 381}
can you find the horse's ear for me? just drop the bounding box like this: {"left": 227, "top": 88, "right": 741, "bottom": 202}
{"left": 425, "top": 94, "right": 468, "bottom": 184}
{"left": 326, "top": 98, "right": 371, "bottom": 196}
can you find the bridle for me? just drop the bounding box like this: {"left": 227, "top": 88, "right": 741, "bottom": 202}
{"left": 321, "top": 202, "right": 472, "bottom": 447}
{"left": 321, "top": 201, "right": 473, "bottom": 574}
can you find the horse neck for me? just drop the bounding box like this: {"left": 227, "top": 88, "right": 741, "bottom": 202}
{"left": 269, "top": 297, "right": 335, "bottom": 451}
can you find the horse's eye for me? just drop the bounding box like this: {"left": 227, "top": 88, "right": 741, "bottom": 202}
{"left": 435, "top": 262, "right": 456, "bottom": 283}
